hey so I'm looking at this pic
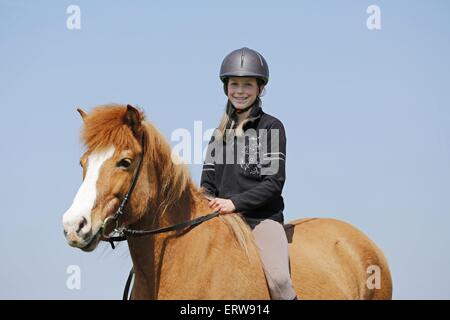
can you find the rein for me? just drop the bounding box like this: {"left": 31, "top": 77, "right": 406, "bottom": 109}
{"left": 106, "top": 211, "right": 220, "bottom": 246}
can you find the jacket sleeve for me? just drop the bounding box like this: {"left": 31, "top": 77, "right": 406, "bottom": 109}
{"left": 229, "top": 120, "right": 286, "bottom": 211}
{"left": 200, "top": 133, "right": 218, "bottom": 197}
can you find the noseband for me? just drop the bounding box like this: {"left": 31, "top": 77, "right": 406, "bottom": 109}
{"left": 101, "top": 132, "right": 219, "bottom": 250}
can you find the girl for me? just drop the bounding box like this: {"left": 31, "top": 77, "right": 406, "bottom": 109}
{"left": 201, "top": 47, "right": 297, "bottom": 300}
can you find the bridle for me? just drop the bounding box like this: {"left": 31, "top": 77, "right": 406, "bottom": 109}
{"left": 101, "top": 132, "right": 219, "bottom": 250}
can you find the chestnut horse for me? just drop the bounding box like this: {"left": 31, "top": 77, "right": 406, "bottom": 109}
{"left": 62, "top": 104, "right": 392, "bottom": 299}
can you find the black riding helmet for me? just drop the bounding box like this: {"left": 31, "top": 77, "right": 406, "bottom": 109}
{"left": 220, "top": 47, "right": 269, "bottom": 114}
{"left": 220, "top": 47, "right": 269, "bottom": 94}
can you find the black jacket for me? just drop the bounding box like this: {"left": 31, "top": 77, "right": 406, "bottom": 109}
{"left": 201, "top": 105, "right": 286, "bottom": 223}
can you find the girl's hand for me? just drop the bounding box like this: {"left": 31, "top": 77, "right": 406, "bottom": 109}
{"left": 209, "top": 198, "right": 236, "bottom": 215}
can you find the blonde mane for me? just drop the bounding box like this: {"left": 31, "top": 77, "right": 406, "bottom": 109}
{"left": 218, "top": 214, "right": 256, "bottom": 260}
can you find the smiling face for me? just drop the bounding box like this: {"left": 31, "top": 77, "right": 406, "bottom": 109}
{"left": 227, "top": 77, "right": 264, "bottom": 110}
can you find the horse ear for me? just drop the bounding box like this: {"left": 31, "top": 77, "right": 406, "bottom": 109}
{"left": 77, "top": 108, "right": 88, "bottom": 122}
{"left": 125, "top": 104, "right": 143, "bottom": 136}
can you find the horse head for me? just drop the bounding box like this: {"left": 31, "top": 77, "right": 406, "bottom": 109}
{"left": 62, "top": 104, "right": 150, "bottom": 251}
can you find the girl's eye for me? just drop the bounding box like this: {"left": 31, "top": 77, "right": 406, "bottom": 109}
{"left": 117, "top": 159, "right": 132, "bottom": 169}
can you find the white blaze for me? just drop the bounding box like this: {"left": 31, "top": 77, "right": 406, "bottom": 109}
{"left": 63, "top": 147, "right": 115, "bottom": 232}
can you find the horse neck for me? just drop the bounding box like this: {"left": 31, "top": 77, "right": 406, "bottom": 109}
{"left": 127, "top": 184, "right": 211, "bottom": 299}
{"left": 127, "top": 123, "right": 212, "bottom": 299}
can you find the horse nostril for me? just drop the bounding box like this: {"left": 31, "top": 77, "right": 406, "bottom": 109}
{"left": 76, "top": 217, "right": 88, "bottom": 234}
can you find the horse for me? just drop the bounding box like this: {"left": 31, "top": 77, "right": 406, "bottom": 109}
{"left": 62, "top": 104, "right": 393, "bottom": 299}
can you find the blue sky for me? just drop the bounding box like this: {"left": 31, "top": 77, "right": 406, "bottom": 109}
{"left": 0, "top": 0, "right": 449, "bottom": 299}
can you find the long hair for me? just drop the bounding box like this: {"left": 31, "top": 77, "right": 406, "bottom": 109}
{"left": 216, "top": 78, "right": 265, "bottom": 140}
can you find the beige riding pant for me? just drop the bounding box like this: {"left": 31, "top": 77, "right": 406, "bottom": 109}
{"left": 244, "top": 217, "right": 297, "bottom": 300}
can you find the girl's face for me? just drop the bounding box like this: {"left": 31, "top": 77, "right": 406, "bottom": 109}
{"left": 227, "top": 77, "right": 264, "bottom": 110}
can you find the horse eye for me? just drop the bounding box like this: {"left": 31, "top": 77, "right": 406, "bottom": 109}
{"left": 117, "top": 159, "right": 132, "bottom": 169}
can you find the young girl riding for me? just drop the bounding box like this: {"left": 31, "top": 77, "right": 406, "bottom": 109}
{"left": 201, "top": 47, "right": 297, "bottom": 300}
